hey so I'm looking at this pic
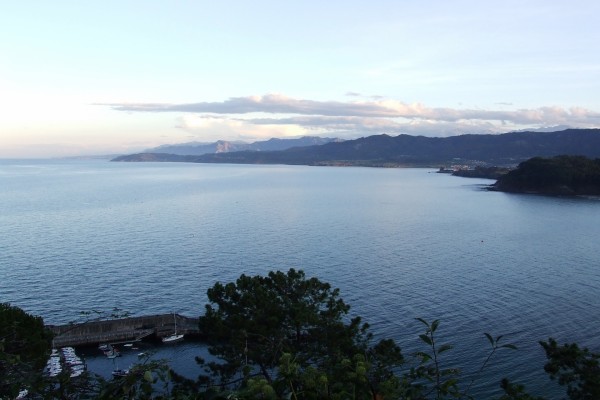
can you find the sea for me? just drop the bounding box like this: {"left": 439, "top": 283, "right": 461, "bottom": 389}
{"left": 1, "top": 159, "right": 599, "bottom": 398}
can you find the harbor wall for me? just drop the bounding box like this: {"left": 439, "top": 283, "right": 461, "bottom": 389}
{"left": 48, "top": 313, "right": 199, "bottom": 347}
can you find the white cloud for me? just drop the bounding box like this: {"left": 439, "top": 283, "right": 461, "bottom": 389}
{"left": 238, "top": 115, "right": 498, "bottom": 137}
{"left": 176, "top": 114, "right": 309, "bottom": 141}
{"left": 107, "top": 94, "right": 600, "bottom": 122}
{"left": 104, "top": 94, "right": 600, "bottom": 140}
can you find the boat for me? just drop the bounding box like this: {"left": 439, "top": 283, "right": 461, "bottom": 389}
{"left": 112, "top": 368, "right": 129, "bottom": 377}
{"left": 50, "top": 347, "right": 86, "bottom": 377}
{"left": 70, "top": 364, "right": 86, "bottom": 378}
{"left": 104, "top": 345, "right": 121, "bottom": 359}
{"left": 162, "top": 313, "right": 184, "bottom": 343}
{"left": 46, "top": 353, "right": 62, "bottom": 377}
{"left": 111, "top": 356, "right": 130, "bottom": 378}
{"left": 106, "top": 350, "right": 120, "bottom": 359}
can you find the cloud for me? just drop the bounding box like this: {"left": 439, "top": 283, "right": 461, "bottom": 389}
{"left": 239, "top": 115, "right": 499, "bottom": 137}
{"left": 104, "top": 94, "right": 600, "bottom": 139}
{"left": 107, "top": 94, "right": 407, "bottom": 117}
{"left": 175, "top": 114, "right": 309, "bottom": 140}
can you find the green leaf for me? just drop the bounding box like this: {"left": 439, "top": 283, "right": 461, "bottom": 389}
{"left": 415, "top": 317, "right": 429, "bottom": 327}
{"left": 419, "top": 334, "right": 432, "bottom": 345}
{"left": 144, "top": 370, "right": 153, "bottom": 382}
{"left": 440, "top": 377, "right": 459, "bottom": 391}
{"left": 500, "top": 344, "right": 517, "bottom": 350}
{"left": 416, "top": 351, "right": 431, "bottom": 362}
{"left": 484, "top": 332, "right": 494, "bottom": 346}
{"left": 431, "top": 319, "right": 440, "bottom": 333}
{"left": 438, "top": 344, "right": 453, "bottom": 354}
{"left": 441, "top": 367, "right": 460, "bottom": 376}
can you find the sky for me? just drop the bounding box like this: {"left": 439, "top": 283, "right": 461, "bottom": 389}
{"left": 1, "top": 0, "right": 600, "bottom": 158}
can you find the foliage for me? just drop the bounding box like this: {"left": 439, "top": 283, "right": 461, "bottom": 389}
{"left": 96, "top": 358, "right": 175, "bottom": 399}
{"left": 413, "top": 318, "right": 461, "bottom": 399}
{"left": 540, "top": 338, "right": 600, "bottom": 400}
{"left": 3, "top": 271, "right": 600, "bottom": 399}
{"left": 451, "top": 166, "right": 511, "bottom": 179}
{"left": 497, "top": 338, "right": 600, "bottom": 400}
{"left": 498, "top": 379, "right": 545, "bottom": 400}
{"left": 0, "top": 303, "right": 52, "bottom": 366}
{"left": 197, "top": 268, "right": 403, "bottom": 398}
{"left": 408, "top": 319, "right": 518, "bottom": 400}
{"left": 0, "top": 302, "right": 53, "bottom": 398}
{"left": 462, "top": 333, "right": 517, "bottom": 397}
{"left": 494, "top": 155, "right": 600, "bottom": 195}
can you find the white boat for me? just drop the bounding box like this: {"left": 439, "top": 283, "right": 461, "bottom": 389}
{"left": 162, "top": 313, "right": 184, "bottom": 343}
{"left": 104, "top": 345, "right": 121, "bottom": 359}
{"left": 106, "top": 350, "right": 120, "bottom": 359}
{"left": 46, "top": 355, "right": 62, "bottom": 377}
{"left": 70, "top": 365, "right": 86, "bottom": 378}
{"left": 112, "top": 368, "right": 129, "bottom": 377}
{"left": 111, "top": 356, "right": 130, "bottom": 378}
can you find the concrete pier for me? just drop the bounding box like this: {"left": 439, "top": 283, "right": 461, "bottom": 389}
{"left": 48, "top": 313, "right": 199, "bottom": 347}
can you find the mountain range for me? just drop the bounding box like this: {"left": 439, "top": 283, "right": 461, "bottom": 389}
{"left": 113, "top": 129, "right": 600, "bottom": 167}
{"left": 144, "top": 136, "right": 339, "bottom": 156}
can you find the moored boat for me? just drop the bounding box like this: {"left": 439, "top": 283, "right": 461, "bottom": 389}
{"left": 112, "top": 368, "right": 129, "bottom": 377}
{"left": 162, "top": 313, "right": 184, "bottom": 343}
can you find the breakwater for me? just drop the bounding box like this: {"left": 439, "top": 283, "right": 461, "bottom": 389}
{"left": 48, "top": 313, "right": 199, "bottom": 347}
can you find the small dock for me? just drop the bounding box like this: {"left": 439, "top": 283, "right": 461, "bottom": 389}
{"left": 48, "top": 313, "right": 199, "bottom": 347}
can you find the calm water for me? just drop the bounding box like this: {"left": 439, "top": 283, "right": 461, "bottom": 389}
{"left": 1, "top": 159, "right": 599, "bottom": 397}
